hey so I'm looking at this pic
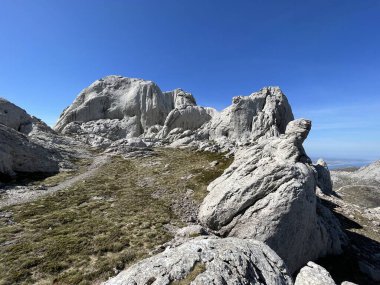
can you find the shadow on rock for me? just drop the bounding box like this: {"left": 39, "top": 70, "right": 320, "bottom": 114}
{"left": 319, "top": 199, "right": 380, "bottom": 284}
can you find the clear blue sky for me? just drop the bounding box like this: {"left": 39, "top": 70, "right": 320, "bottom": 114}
{"left": 0, "top": 0, "right": 379, "bottom": 160}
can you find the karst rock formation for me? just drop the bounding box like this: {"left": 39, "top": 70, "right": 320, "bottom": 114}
{"left": 0, "top": 76, "right": 354, "bottom": 284}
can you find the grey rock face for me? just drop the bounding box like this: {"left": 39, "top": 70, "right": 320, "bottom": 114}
{"left": 0, "top": 98, "right": 91, "bottom": 178}
{"left": 54, "top": 77, "right": 214, "bottom": 147}
{"left": 160, "top": 106, "right": 212, "bottom": 137}
{"left": 55, "top": 76, "right": 174, "bottom": 133}
{"left": 198, "top": 119, "right": 347, "bottom": 273}
{"left": 0, "top": 98, "right": 53, "bottom": 135}
{"left": 294, "top": 262, "right": 336, "bottom": 285}
{"left": 0, "top": 124, "right": 59, "bottom": 178}
{"left": 54, "top": 77, "right": 295, "bottom": 152}
{"left": 314, "top": 159, "right": 333, "bottom": 195}
{"left": 164, "top": 88, "right": 197, "bottom": 109}
{"left": 353, "top": 160, "right": 380, "bottom": 183}
{"left": 201, "top": 87, "right": 294, "bottom": 148}
{"left": 61, "top": 117, "right": 142, "bottom": 148}
{"left": 103, "top": 237, "right": 293, "bottom": 285}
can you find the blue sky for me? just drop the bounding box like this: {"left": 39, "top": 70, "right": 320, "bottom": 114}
{"left": 0, "top": 0, "right": 379, "bottom": 160}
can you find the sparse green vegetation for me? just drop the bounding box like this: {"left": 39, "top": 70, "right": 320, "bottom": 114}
{"left": 338, "top": 185, "right": 380, "bottom": 208}
{"left": 170, "top": 262, "right": 206, "bottom": 285}
{"left": 0, "top": 148, "right": 232, "bottom": 285}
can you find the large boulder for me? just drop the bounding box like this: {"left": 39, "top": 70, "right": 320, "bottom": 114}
{"left": 314, "top": 159, "right": 333, "bottom": 195}
{"left": 103, "top": 237, "right": 293, "bottom": 285}
{"left": 198, "top": 119, "right": 348, "bottom": 273}
{"left": 158, "top": 89, "right": 214, "bottom": 138}
{"left": 294, "top": 262, "right": 336, "bottom": 285}
{"left": 200, "top": 86, "right": 294, "bottom": 147}
{"left": 0, "top": 124, "right": 59, "bottom": 178}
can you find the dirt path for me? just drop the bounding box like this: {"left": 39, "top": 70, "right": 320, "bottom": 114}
{"left": 0, "top": 154, "right": 111, "bottom": 209}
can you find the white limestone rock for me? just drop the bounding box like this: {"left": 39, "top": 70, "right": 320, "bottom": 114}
{"left": 55, "top": 76, "right": 176, "bottom": 133}
{"left": 61, "top": 117, "right": 142, "bottom": 148}
{"left": 294, "top": 262, "right": 336, "bottom": 285}
{"left": 198, "top": 119, "right": 348, "bottom": 273}
{"left": 164, "top": 88, "right": 196, "bottom": 108}
{"left": 55, "top": 77, "right": 214, "bottom": 146}
{"left": 0, "top": 98, "right": 88, "bottom": 175}
{"left": 175, "top": 225, "right": 207, "bottom": 238}
{"left": 161, "top": 105, "right": 212, "bottom": 137}
{"left": 103, "top": 237, "right": 293, "bottom": 285}
{"left": 200, "top": 86, "right": 294, "bottom": 148}
{"left": 314, "top": 159, "right": 333, "bottom": 195}
{"left": 353, "top": 160, "right": 380, "bottom": 183}
{"left": 0, "top": 97, "right": 54, "bottom": 135}
{"left": 0, "top": 124, "right": 59, "bottom": 178}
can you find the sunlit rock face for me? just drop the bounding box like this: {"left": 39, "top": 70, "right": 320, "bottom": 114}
{"left": 0, "top": 124, "right": 59, "bottom": 178}
{"left": 103, "top": 237, "right": 293, "bottom": 285}
{"left": 199, "top": 119, "right": 348, "bottom": 274}
{"left": 55, "top": 76, "right": 174, "bottom": 133}
{"left": 0, "top": 98, "right": 53, "bottom": 135}
{"left": 54, "top": 76, "right": 214, "bottom": 147}
{"left": 53, "top": 76, "right": 349, "bottom": 276}
{"left": 201, "top": 86, "right": 294, "bottom": 146}
{"left": 0, "top": 98, "right": 89, "bottom": 179}
{"left": 55, "top": 76, "right": 295, "bottom": 150}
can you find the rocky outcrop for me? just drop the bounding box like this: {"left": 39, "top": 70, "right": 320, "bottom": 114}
{"left": 331, "top": 160, "right": 380, "bottom": 190}
{"left": 103, "top": 237, "right": 293, "bottom": 285}
{"left": 1, "top": 77, "right": 352, "bottom": 282}
{"left": 55, "top": 76, "right": 172, "bottom": 133}
{"left": 198, "top": 119, "right": 348, "bottom": 273}
{"left": 0, "top": 124, "right": 59, "bottom": 178}
{"left": 55, "top": 77, "right": 295, "bottom": 151}
{"left": 352, "top": 160, "right": 380, "bottom": 183}
{"left": 200, "top": 86, "right": 294, "bottom": 148}
{"left": 0, "top": 98, "right": 91, "bottom": 178}
{"left": 61, "top": 117, "right": 142, "bottom": 148}
{"left": 55, "top": 77, "right": 214, "bottom": 146}
{"left": 315, "top": 159, "right": 333, "bottom": 195}
{"left": 0, "top": 98, "right": 53, "bottom": 135}
{"left": 160, "top": 106, "right": 212, "bottom": 138}
{"left": 294, "top": 262, "right": 336, "bottom": 285}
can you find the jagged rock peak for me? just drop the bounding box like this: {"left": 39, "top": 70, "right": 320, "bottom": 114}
{"left": 163, "top": 88, "right": 197, "bottom": 108}
{"left": 0, "top": 97, "right": 54, "bottom": 136}
{"left": 204, "top": 86, "right": 294, "bottom": 146}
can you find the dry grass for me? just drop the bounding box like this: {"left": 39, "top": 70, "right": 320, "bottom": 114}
{"left": 170, "top": 262, "right": 206, "bottom": 285}
{"left": 0, "top": 148, "right": 232, "bottom": 285}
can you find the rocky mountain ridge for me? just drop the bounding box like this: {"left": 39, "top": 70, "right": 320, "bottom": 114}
{"left": 54, "top": 75, "right": 293, "bottom": 152}
{"left": 1, "top": 76, "right": 377, "bottom": 284}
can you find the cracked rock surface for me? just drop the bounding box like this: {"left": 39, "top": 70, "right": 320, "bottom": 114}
{"left": 103, "top": 237, "right": 293, "bottom": 285}
{"left": 198, "top": 119, "right": 348, "bottom": 273}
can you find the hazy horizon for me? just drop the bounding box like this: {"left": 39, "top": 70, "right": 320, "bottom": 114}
{"left": 1, "top": 0, "right": 379, "bottom": 160}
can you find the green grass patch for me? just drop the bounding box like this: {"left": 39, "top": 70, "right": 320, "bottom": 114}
{"left": 0, "top": 148, "right": 232, "bottom": 285}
